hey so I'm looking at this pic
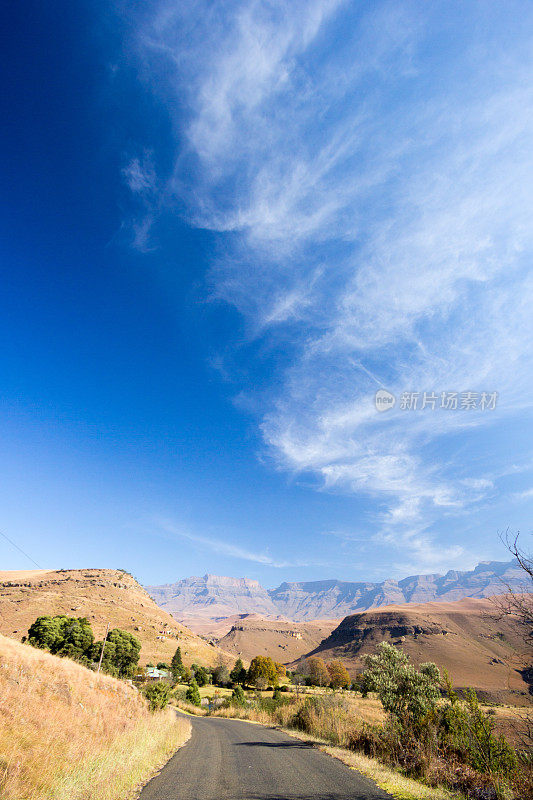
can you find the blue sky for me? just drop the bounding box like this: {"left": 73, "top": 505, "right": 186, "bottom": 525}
{"left": 1, "top": 1, "right": 532, "bottom": 587}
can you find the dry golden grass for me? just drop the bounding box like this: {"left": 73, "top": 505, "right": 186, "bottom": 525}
{"left": 209, "top": 690, "right": 384, "bottom": 745}
{"left": 0, "top": 634, "right": 190, "bottom": 800}
{"left": 213, "top": 688, "right": 384, "bottom": 724}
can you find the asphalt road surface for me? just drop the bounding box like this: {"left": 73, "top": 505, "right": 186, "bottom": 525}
{"left": 138, "top": 713, "right": 393, "bottom": 800}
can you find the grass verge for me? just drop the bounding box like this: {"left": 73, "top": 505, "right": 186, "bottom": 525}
{"left": 0, "top": 634, "right": 190, "bottom": 800}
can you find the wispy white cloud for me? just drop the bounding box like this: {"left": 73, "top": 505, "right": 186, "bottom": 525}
{"left": 512, "top": 488, "right": 533, "bottom": 501}
{"left": 121, "top": 151, "right": 160, "bottom": 250}
{"left": 122, "top": 152, "right": 158, "bottom": 195}
{"left": 154, "top": 518, "right": 310, "bottom": 568}
{"left": 125, "top": 1, "right": 533, "bottom": 570}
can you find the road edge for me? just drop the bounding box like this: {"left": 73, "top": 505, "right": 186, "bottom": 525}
{"left": 132, "top": 710, "right": 192, "bottom": 799}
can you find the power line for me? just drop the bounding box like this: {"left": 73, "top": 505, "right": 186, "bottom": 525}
{"left": 0, "top": 529, "right": 42, "bottom": 569}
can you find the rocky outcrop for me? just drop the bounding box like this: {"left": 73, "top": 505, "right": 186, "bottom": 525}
{"left": 320, "top": 610, "right": 447, "bottom": 652}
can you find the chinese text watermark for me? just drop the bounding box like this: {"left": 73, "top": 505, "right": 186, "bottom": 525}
{"left": 375, "top": 390, "right": 498, "bottom": 413}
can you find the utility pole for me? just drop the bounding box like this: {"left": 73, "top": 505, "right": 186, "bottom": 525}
{"left": 97, "top": 623, "right": 110, "bottom": 674}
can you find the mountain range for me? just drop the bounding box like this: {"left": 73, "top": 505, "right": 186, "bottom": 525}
{"left": 146, "top": 559, "right": 524, "bottom": 625}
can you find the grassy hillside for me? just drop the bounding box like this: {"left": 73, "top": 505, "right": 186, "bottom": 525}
{"left": 0, "top": 633, "right": 190, "bottom": 800}
{"left": 0, "top": 568, "right": 230, "bottom": 667}
{"left": 296, "top": 596, "right": 531, "bottom": 704}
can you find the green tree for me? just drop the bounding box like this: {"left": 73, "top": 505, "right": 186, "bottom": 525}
{"left": 213, "top": 664, "right": 230, "bottom": 686}
{"left": 156, "top": 662, "right": 170, "bottom": 670}
{"left": 28, "top": 615, "right": 68, "bottom": 652}
{"left": 92, "top": 629, "right": 141, "bottom": 678}
{"left": 186, "top": 679, "right": 201, "bottom": 706}
{"left": 27, "top": 615, "right": 94, "bottom": 662}
{"left": 144, "top": 682, "right": 171, "bottom": 712}
{"left": 362, "top": 642, "right": 440, "bottom": 730}
{"left": 327, "top": 660, "right": 351, "bottom": 689}
{"left": 180, "top": 666, "right": 192, "bottom": 683}
{"left": 56, "top": 617, "right": 94, "bottom": 661}
{"left": 171, "top": 646, "right": 183, "bottom": 681}
{"left": 247, "top": 656, "right": 278, "bottom": 689}
{"left": 193, "top": 665, "right": 210, "bottom": 687}
{"left": 230, "top": 658, "right": 247, "bottom": 684}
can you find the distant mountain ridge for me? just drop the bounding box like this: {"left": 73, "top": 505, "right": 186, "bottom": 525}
{"left": 147, "top": 573, "right": 280, "bottom": 621}
{"left": 146, "top": 559, "right": 524, "bottom": 623}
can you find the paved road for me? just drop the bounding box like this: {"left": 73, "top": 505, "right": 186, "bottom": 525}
{"left": 138, "top": 713, "right": 393, "bottom": 800}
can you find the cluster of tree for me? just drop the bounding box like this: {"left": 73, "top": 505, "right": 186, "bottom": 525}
{"left": 26, "top": 615, "right": 141, "bottom": 678}
{"left": 169, "top": 649, "right": 290, "bottom": 708}
{"left": 170, "top": 650, "right": 288, "bottom": 696}
{"left": 294, "top": 656, "right": 351, "bottom": 689}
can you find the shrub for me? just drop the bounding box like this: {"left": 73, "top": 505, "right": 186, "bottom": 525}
{"left": 440, "top": 680, "right": 517, "bottom": 778}
{"left": 231, "top": 685, "right": 246, "bottom": 706}
{"left": 362, "top": 642, "right": 440, "bottom": 732}
{"left": 290, "top": 695, "right": 356, "bottom": 746}
{"left": 257, "top": 693, "right": 293, "bottom": 714}
{"left": 185, "top": 680, "right": 201, "bottom": 706}
{"left": 144, "top": 681, "right": 171, "bottom": 712}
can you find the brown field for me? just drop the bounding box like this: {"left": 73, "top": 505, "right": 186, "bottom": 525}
{"left": 0, "top": 568, "right": 232, "bottom": 667}
{"left": 0, "top": 633, "right": 190, "bottom": 800}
